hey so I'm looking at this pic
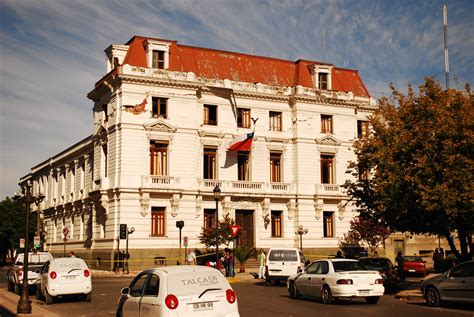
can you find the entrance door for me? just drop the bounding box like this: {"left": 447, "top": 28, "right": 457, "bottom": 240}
{"left": 235, "top": 210, "right": 254, "bottom": 248}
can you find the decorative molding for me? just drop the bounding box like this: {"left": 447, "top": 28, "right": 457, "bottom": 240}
{"left": 144, "top": 118, "right": 177, "bottom": 137}
{"left": 139, "top": 191, "right": 150, "bottom": 217}
{"left": 170, "top": 194, "right": 180, "bottom": 217}
{"left": 222, "top": 196, "right": 232, "bottom": 217}
{"left": 316, "top": 134, "right": 342, "bottom": 146}
{"left": 337, "top": 200, "right": 346, "bottom": 220}
{"left": 287, "top": 199, "right": 296, "bottom": 220}
{"left": 195, "top": 195, "right": 202, "bottom": 218}
{"left": 314, "top": 199, "right": 324, "bottom": 220}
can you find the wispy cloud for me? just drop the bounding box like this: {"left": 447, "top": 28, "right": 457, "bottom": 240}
{"left": 0, "top": 0, "right": 473, "bottom": 198}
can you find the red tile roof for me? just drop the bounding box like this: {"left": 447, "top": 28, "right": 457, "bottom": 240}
{"left": 122, "top": 36, "right": 370, "bottom": 98}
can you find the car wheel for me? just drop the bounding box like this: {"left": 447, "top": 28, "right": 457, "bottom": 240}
{"left": 45, "top": 290, "right": 54, "bottom": 305}
{"left": 289, "top": 282, "right": 300, "bottom": 299}
{"left": 425, "top": 287, "right": 441, "bottom": 307}
{"left": 365, "top": 296, "right": 380, "bottom": 304}
{"left": 321, "top": 285, "right": 334, "bottom": 304}
{"left": 85, "top": 293, "right": 92, "bottom": 302}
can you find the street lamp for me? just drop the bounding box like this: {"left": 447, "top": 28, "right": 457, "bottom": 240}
{"left": 295, "top": 225, "right": 309, "bottom": 252}
{"left": 125, "top": 226, "right": 135, "bottom": 274}
{"left": 213, "top": 185, "right": 221, "bottom": 267}
{"left": 13, "top": 181, "right": 45, "bottom": 314}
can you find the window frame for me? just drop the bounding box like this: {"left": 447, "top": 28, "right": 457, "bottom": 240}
{"left": 321, "top": 115, "right": 333, "bottom": 134}
{"left": 237, "top": 108, "right": 251, "bottom": 128}
{"left": 152, "top": 50, "right": 165, "bottom": 69}
{"left": 318, "top": 73, "right": 328, "bottom": 90}
{"left": 203, "top": 209, "right": 216, "bottom": 231}
{"left": 237, "top": 151, "right": 250, "bottom": 181}
{"left": 320, "top": 154, "right": 335, "bottom": 184}
{"left": 357, "top": 120, "right": 369, "bottom": 138}
{"left": 151, "top": 97, "right": 168, "bottom": 119}
{"left": 150, "top": 141, "right": 168, "bottom": 176}
{"left": 203, "top": 147, "right": 217, "bottom": 180}
{"left": 203, "top": 104, "right": 218, "bottom": 126}
{"left": 270, "top": 152, "right": 282, "bottom": 183}
{"left": 269, "top": 111, "right": 282, "bottom": 131}
{"left": 271, "top": 210, "right": 283, "bottom": 238}
{"left": 323, "top": 211, "right": 334, "bottom": 238}
{"left": 151, "top": 207, "right": 166, "bottom": 237}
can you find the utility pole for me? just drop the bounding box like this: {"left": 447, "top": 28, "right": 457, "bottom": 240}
{"left": 443, "top": 0, "right": 449, "bottom": 89}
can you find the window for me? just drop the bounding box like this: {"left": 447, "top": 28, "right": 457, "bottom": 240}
{"left": 238, "top": 151, "right": 250, "bottom": 181}
{"left": 269, "top": 111, "right": 282, "bottom": 131}
{"left": 203, "top": 104, "right": 217, "bottom": 125}
{"left": 152, "top": 97, "right": 167, "bottom": 118}
{"left": 203, "top": 209, "right": 216, "bottom": 230}
{"left": 143, "top": 274, "right": 160, "bottom": 297}
{"left": 321, "top": 115, "right": 333, "bottom": 134}
{"left": 203, "top": 147, "right": 217, "bottom": 179}
{"left": 270, "top": 152, "right": 282, "bottom": 182}
{"left": 151, "top": 207, "right": 165, "bottom": 237}
{"left": 152, "top": 50, "right": 165, "bottom": 69}
{"left": 323, "top": 211, "right": 334, "bottom": 237}
{"left": 61, "top": 170, "right": 66, "bottom": 196}
{"left": 321, "top": 154, "right": 335, "bottom": 184}
{"left": 271, "top": 210, "right": 282, "bottom": 237}
{"left": 102, "top": 144, "right": 108, "bottom": 177}
{"left": 237, "top": 108, "right": 251, "bottom": 128}
{"left": 150, "top": 142, "right": 168, "bottom": 176}
{"left": 80, "top": 162, "right": 85, "bottom": 189}
{"left": 102, "top": 104, "right": 108, "bottom": 123}
{"left": 318, "top": 73, "right": 328, "bottom": 90}
{"left": 357, "top": 120, "right": 369, "bottom": 138}
{"left": 129, "top": 273, "right": 149, "bottom": 297}
{"left": 71, "top": 166, "right": 75, "bottom": 194}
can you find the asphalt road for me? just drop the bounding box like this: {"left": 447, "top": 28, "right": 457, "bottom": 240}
{"left": 1, "top": 270, "right": 473, "bottom": 317}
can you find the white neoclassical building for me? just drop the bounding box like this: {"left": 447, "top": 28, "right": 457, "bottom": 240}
{"left": 21, "top": 35, "right": 380, "bottom": 269}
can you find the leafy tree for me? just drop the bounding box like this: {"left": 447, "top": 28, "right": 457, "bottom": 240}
{"left": 0, "top": 197, "right": 37, "bottom": 264}
{"left": 341, "top": 216, "right": 391, "bottom": 256}
{"left": 344, "top": 78, "right": 473, "bottom": 261}
{"left": 198, "top": 214, "right": 239, "bottom": 249}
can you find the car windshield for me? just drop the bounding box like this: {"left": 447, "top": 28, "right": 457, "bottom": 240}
{"left": 404, "top": 256, "right": 423, "bottom": 262}
{"left": 269, "top": 250, "right": 298, "bottom": 261}
{"left": 333, "top": 261, "right": 368, "bottom": 272}
{"left": 16, "top": 254, "right": 51, "bottom": 264}
{"left": 167, "top": 270, "right": 228, "bottom": 296}
{"left": 360, "top": 258, "right": 390, "bottom": 267}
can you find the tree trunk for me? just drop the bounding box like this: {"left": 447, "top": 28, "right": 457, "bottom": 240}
{"left": 239, "top": 262, "right": 246, "bottom": 273}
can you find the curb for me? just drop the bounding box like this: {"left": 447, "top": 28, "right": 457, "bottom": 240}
{"left": 394, "top": 291, "right": 424, "bottom": 301}
{"left": 0, "top": 288, "right": 61, "bottom": 317}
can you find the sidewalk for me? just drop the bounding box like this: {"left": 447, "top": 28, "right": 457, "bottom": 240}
{"left": 394, "top": 274, "right": 439, "bottom": 301}
{"left": 0, "top": 287, "right": 61, "bottom": 317}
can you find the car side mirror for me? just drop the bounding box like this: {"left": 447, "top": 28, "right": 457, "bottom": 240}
{"left": 297, "top": 267, "right": 303, "bottom": 273}
{"left": 121, "top": 287, "right": 130, "bottom": 296}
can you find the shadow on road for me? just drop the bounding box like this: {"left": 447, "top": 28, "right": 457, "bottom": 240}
{"left": 0, "top": 306, "right": 15, "bottom": 317}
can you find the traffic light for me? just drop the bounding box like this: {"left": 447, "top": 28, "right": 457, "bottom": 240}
{"left": 176, "top": 221, "right": 184, "bottom": 229}
{"left": 120, "top": 224, "right": 127, "bottom": 239}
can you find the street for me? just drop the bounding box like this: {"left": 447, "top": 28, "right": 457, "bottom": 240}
{"left": 1, "top": 269, "right": 473, "bottom": 317}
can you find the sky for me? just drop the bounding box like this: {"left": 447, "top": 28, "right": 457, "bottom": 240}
{"left": 0, "top": 0, "right": 473, "bottom": 199}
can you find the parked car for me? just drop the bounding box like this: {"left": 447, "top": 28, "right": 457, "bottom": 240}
{"left": 421, "top": 260, "right": 474, "bottom": 307}
{"left": 265, "top": 247, "right": 307, "bottom": 285}
{"left": 117, "top": 265, "right": 239, "bottom": 317}
{"left": 358, "top": 257, "right": 398, "bottom": 290}
{"left": 403, "top": 256, "right": 427, "bottom": 276}
{"left": 287, "top": 259, "right": 384, "bottom": 304}
{"left": 35, "top": 257, "right": 92, "bottom": 304}
{"left": 7, "top": 251, "right": 53, "bottom": 294}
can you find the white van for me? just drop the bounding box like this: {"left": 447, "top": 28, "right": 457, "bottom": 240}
{"left": 36, "top": 257, "right": 92, "bottom": 304}
{"left": 265, "top": 248, "right": 307, "bottom": 285}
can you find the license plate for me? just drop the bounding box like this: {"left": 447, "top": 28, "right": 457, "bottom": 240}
{"left": 359, "top": 290, "right": 371, "bottom": 295}
{"left": 193, "top": 302, "right": 214, "bottom": 311}
{"left": 409, "top": 269, "right": 415, "bottom": 272}
{"left": 64, "top": 275, "right": 77, "bottom": 280}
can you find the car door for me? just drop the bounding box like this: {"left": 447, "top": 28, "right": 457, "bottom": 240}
{"left": 122, "top": 272, "right": 149, "bottom": 316}
{"left": 440, "top": 262, "right": 474, "bottom": 302}
{"left": 40, "top": 261, "right": 50, "bottom": 295}
{"left": 297, "top": 262, "right": 320, "bottom": 295}
{"left": 139, "top": 273, "right": 161, "bottom": 317}
{"left": 311, "top": 260, "right": 329, "bottom": 297}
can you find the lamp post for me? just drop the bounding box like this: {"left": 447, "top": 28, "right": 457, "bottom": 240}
{"left": 125, "top": 226, "right": 135, "bottom": 274}
{"left": 213, "top": 185, "right": 221, "bottom": 267}
{"left": 13, "top": 181, "right": 45, "bottom": 314}
{"left": 295, "top": 225, "right": 309, "bottom": 252}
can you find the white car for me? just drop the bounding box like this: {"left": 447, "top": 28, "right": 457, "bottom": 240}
{"left": 36, "top": 257, "right": 92, "bottom": 304}
{"left": 117, "top": 265, "right": 240, "bottom": 317}
{"left": 287, "top": 259, "right": 385, "bottom": 304}
{"left": 265, "top": 247, "right": 307, "bottom": 285}
{"left": 7, "top": 252, "right": 53, "bottom": 294}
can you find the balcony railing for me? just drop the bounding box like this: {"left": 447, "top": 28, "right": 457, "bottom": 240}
{"left": 315, "top": 184, "right": 345, "bottom": 196}
{"left": 142, "top": 175, "right": 179, "bottom": 188}
{"left": 231, "top": 181, "right": 264, "bottom": 191}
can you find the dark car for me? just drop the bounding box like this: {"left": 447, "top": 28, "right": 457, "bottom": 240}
{"left": 421, "top": 260, "right": 474, "bottom": 307}
{"left": 359, "top": 257, "right": 398, "bottom": 289}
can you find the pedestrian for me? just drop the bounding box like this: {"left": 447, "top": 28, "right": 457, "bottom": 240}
{"left": 187, "top": 248, "right": 197, "bottom": 265}
{"left": 69, "top": 251, "right": 76, "bottom": 258}
{"left": 227, "top": 249, "right": 234, "bottom": 277}
{"left": 395, "top": 251, "right": 405, "bottom": 282}
{"left": 432, "top": 248, "right": 440, "bottom": 272}
{"left": 258, "top": 249, "right": 266, "bottom": 279}
{"left": 223, "top": 248, "right": 230, "bottom": 276}
{"left": 439, "top": 248, "right": 445, "bottom": 272}
{"left": 335, "top": 250, "right": 344, "bottom": 258}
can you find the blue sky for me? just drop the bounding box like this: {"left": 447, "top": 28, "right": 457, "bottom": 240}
{"left": 0, "top": 0, "right": 473, "bottom": 199}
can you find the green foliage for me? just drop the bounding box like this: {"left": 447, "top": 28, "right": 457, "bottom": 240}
{"left": 234, "top": 245, "right": 257, "bottom": 272}
{"left": 0, "top": 197, "right": 38, "bottom": 263}
{"left": 198, "top": 214, "right": 238, "bottom": 248}
{"left": 344, "top": 78, "right": 473, "bottom": 261}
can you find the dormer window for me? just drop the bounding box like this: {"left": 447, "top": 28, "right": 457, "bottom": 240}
{"left": 146, "top": 40, "right": 170, "bottom": 69}
{"left": 152, "top": 50, "right": 165, "bottom": 69}
{"left": 310, "top": 64, "right": 333, "bottom": 91}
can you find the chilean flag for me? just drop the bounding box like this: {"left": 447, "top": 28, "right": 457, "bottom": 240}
{"left": 228, "top": 132, "right": 254, "bottom": 151}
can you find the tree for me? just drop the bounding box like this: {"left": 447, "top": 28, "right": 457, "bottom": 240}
{"left": 344, "top": 78, "right": 473, "bottom": 261}
{"left": 0, "top": 197, "right": 37, "bottom": 264}
{"left": 341, "top": 216, "right": 391, "bottom": 256}
{"left": 234, "top": 246, "right": 257, "bottom": 273}
{"left": 198, "top": 214, "right": 238, "bottom": 249}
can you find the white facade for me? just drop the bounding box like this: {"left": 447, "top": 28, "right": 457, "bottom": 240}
{"left": 22, "top": 37, "right": 378, "bottom": 268}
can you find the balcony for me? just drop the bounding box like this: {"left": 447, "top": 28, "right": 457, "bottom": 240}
{"left": 198, "top": 179, "right": 291, "bottom": 195}
{"left": 315, "top": 184, "right": 345, "bottom": 196}
{"left": 141, "top": 175, "right": 179, "bottom": 189}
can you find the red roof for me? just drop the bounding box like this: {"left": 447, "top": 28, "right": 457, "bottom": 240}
{"left": 122, "top": 36, "right": 370, "bottom": 98}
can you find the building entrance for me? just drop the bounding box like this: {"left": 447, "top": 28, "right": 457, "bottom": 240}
{"left": 235, "top": 210, "right": 254, "bottom": 248}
